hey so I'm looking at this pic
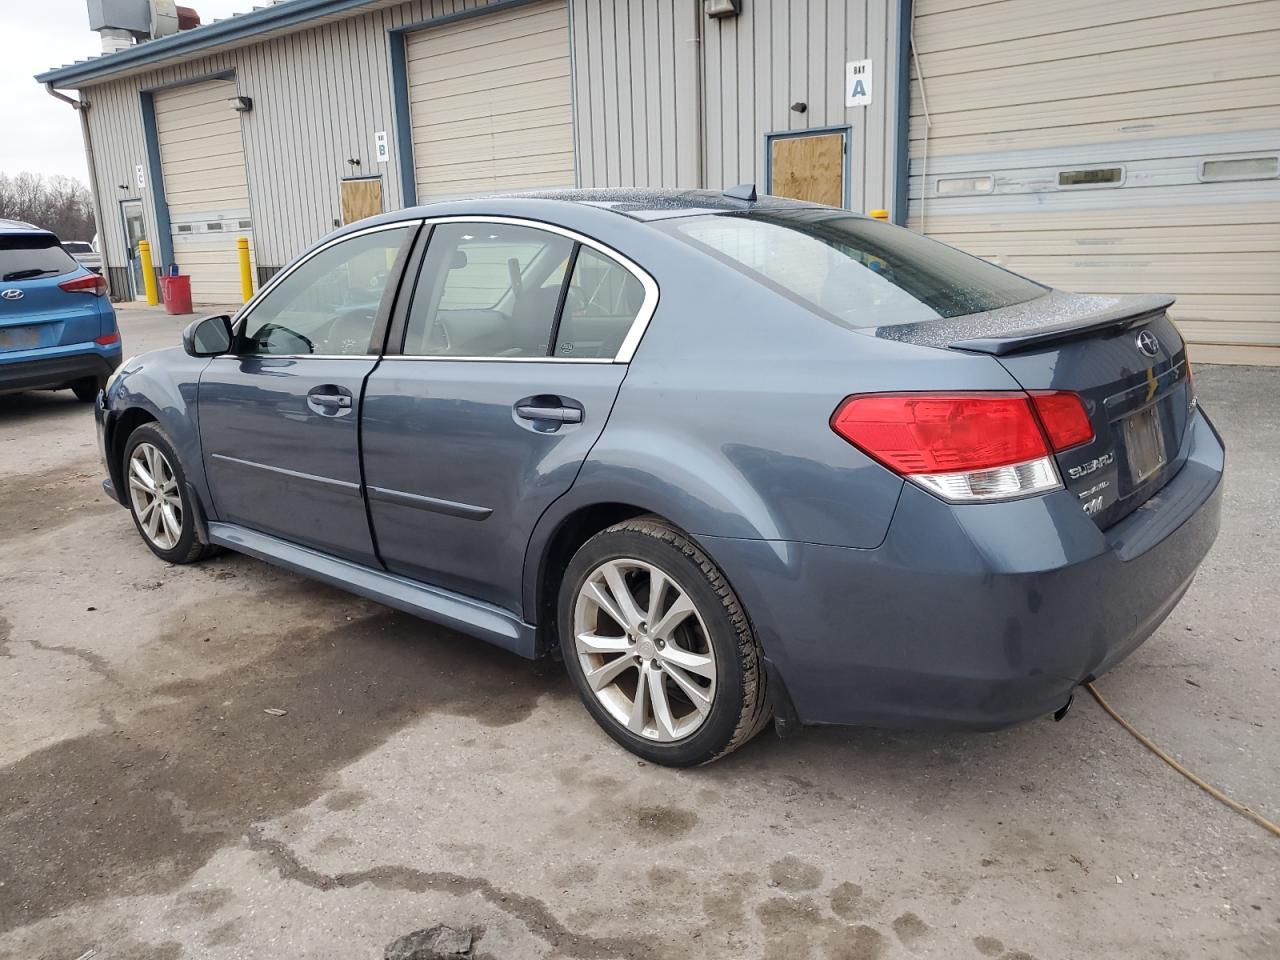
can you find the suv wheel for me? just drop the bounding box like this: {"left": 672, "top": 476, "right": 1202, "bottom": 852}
{"left": 71, "top": 377, "right": 101, "bottom": 402}
{"left": 122, "top": 424, "right": 212, "bottom": 564}
{"left": 558, "top": 516, "right": 771, "bottom": 766}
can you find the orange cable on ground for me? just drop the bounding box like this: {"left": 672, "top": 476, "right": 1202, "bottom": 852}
{"left": 1084, "top": 681, "right": 1280, "bottom": 840}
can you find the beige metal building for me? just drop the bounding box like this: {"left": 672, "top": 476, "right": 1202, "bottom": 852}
{"left": 38, "top": 0, "right": 1280, "bottom": 363}
{"left": 907, "top": 0, "right": 1280, "bottom": 364}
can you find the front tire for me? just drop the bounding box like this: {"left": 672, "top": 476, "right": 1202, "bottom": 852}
{"left": 122, "top": 424, "right": 212, "bottom": 564}
{"left": 558, "top": 516, "right": 771, "bottom": 766}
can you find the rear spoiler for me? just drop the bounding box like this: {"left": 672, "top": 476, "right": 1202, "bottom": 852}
{"left": 951, "top": 297, "right": 1175, "bottom": 356}
{"left": 865, "top": 291, "right": 1177, "bottom": 355}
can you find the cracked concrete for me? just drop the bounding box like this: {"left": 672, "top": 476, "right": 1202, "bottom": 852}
{"left": 0, "top": 305, "right": 1277, "bottom": 959}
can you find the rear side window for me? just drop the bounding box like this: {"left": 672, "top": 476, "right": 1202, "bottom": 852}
{"left": 1, "top": 234, "right": 79, "bottom": 282}
{"left": 404, "top": 222, "right": 575, "bottom": 358}
{"left": 664, "top": 210, "right": 1045, "bottom": 327}
{"left": 62, "top": 242, "right": 93, "bottom": 254}
{"left": 553, "top": 247, "right": 646, "bottom": 359}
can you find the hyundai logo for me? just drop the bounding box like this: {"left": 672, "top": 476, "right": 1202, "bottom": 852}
{"left": 0, "top": 289, "right": 23, "bottom": 301}
{"left": 1135, "top": 329, "right": 1160, "bottom": 358}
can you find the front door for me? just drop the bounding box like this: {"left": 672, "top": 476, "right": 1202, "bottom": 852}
{"left": 120, "top": 200, "right": 147, "bottom": 300}
{"left": 768, "top": 129, "right": 847, "bottom": 207}
{"left": 198, "top": 223, "right": 417, "bottom": 565}
{"left": 361, "top": 219, "right": 653, "bottom": 614}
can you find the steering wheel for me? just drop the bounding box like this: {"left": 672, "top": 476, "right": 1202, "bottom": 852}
{"left": 327, "top": 307, "right": 377, "bottom": 354}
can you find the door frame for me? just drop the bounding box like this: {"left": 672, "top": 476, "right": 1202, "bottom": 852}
{"left": 763, "top": 125, "right": 853, "bottom": 209}
{"left": 118, "top": 198, "right": 148, "bottom": 301}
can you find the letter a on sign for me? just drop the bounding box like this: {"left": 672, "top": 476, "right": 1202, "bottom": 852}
{"left": 845, "top": 59, "right": 872, "bottom": 107}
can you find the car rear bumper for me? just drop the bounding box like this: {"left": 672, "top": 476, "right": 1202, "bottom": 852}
{"left": 0, "top": 347, "right": 119, "bottom": 392}
{"left": 701, "top": 407, "right": 1225, "bottom": 730}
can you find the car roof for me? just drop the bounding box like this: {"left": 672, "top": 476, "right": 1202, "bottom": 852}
{"left": 0, "top": 219, "right": 53, "bottom": 236}
{"left": 399, "top": 187, "right": 837, "bottom": 224}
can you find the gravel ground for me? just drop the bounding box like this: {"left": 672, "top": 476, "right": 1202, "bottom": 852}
{"left": 0, "top": 304, "right": 1276, "bottom": 960}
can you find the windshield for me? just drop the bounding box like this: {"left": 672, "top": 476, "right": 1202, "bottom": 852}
{"left": 1, "top": 234, "right": 79, "bottom": 282}
{"left": 663, "top": 209, "right": 1046, "bottom": 327}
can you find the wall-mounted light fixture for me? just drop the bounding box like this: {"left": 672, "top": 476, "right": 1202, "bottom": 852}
{"left": 347, "top": 158, "right": 362, "bottom": 167}
{"left": 790, "top": 102, "right": 808, "bottom": 114}
{"left": 228, "top": 95, "right": 253, "bottom": 113}
{"left": 704, "top": 0, "right": 742, "bottom": 18}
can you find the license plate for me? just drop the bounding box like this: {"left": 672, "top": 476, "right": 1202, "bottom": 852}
{"left": 1124, "top": 405, "right": 1166, "bottom": 484}
{"left": 0, "top": 326, "right": 42, "bottom": 352}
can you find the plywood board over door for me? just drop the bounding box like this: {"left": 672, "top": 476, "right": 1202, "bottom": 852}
{"left": 341, "top": 177, "right": 384, "bottom": 224}
{"left": 769, "top": 131, "right": 847, "bottom": 206}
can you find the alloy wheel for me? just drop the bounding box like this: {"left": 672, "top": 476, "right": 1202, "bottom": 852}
{"left": 573, "top": 558, "right": 717, "bottom": 742}
{"left": 128, "top": 442, "right": 183, "bottom": 550}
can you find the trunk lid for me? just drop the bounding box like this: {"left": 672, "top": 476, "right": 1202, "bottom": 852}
{"left": 867, "top": 291, "right": 1194, "bottom": 528}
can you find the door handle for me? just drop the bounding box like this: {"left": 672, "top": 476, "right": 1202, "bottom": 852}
{"left": 515, "top": 403, "right": 582, "bottom": 424}
{"left": 311, "top": 394, "right": 351, "bottom": 409}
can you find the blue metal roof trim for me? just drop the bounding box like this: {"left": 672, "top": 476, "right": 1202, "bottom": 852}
{"left": 36, "top": 0, "right": 378, "bottom": 87}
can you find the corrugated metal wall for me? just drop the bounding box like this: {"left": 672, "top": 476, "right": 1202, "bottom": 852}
{"left": 77, "top": 0, "right": 905, "bottom": 297}
{"left": 699, "top": 0, "right": 902, "bottom": 211}
{"left": 569, "top": 0, "right": 905, "bottom": 209}
{"left": 907, "top": 0, "right": 1280, "bottom": 363}
{"left": 568, "top": 0, "right": 702, "bottom": 188}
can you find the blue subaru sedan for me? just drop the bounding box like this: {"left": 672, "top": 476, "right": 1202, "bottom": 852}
{"left": 94, "top": 189, "right": 1223, "bottom": 766}
{"left": 0, "top": 219, "right": 122, "bottom": 401}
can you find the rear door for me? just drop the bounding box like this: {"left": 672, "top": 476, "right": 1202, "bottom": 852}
{"left": 0, "top": 233, "right": 104, "bottom": 354}
{"left": 197, "top": 223, "right": 417, "bottom": 565}
{"left": 361, "top": 218, "right": 654, "bottom": 614}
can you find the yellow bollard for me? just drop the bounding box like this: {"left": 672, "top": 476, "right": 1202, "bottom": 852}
{"left": 237, "top": 236, "right": 254, "bottom": 304}
{"left": 869, "top": 209, "right": 890, "bottom": 221}
{"left": 138, "top": 239, "right": 159, "bottom": 306}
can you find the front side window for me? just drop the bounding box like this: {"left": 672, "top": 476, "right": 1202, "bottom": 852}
{"left": 663, "top": 210, "right": 1045, "bottom": 328}
{"left": 403, "top": 222, "right": 575, "bottom": 358}
{"left": 1, "top": 234, "right": 79, "bottom": 282}
{"left": 240, "top": 226, "right": 411, "bottom": 356}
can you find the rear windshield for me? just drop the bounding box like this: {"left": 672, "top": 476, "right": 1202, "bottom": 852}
{"left": 1, "top": 234, "right": 78, "bottom": 282}
{"left": 662, "top": 209, "right": 1045, "bottom": 327}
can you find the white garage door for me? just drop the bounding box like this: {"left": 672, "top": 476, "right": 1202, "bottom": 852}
{"left": 154, "top": 78, "right": 255, "bottom": 305}
{"left": 908, "top": 0, "right": 1280, "bottom": 364}
{"left": 406, "top": 0, "right": 575, "bottom": 199}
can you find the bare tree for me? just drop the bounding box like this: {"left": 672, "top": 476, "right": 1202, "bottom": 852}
{"left": 0, "top": 172, "right": 96, "bottom": 242}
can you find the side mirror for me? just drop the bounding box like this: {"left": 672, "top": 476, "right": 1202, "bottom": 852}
{"left": 183, "top": 314, "right": 234, "bottom": 357}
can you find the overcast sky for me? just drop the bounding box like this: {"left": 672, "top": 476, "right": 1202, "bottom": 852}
{"left": 1, "top": 0, "right": 258, "bottom": 183}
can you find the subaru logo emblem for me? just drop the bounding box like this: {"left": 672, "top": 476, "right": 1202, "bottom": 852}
{"left": 0, "top": 288, "right": 23, "bottom": 301}
{"left": 1135, "top": 330, "right": 1160, "bottom": 358}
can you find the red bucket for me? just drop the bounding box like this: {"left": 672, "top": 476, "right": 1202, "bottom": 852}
{"left": 159, "top": 275, "right": 193, "bottom": 315}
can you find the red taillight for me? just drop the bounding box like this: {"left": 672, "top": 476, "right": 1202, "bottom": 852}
{"left": 831, "top": 393, "right": 1050, "bottom": 475}
{"left": 1029, "top": 391, "right": 1094, "bottom": 451}
{"left": 831, "top": 390, "right": 1092, "bottom": 502}
{"left": 59, "top": 273, "right": 108, "bottom": 297}
{"left": 94, "top": 331, "right": 120, "bottom": 346}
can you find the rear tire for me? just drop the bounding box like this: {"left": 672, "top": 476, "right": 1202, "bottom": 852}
{"left": 71, "top": 377, "right": 101, "bottom": 402}
{"left": 122, "top": 423, "right": 214, "bottom": 564}
{"left": 558, "top": 516, "right": 771, "bottom": 766}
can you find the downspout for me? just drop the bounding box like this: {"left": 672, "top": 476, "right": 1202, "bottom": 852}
{"left": 909, "top": 9, "right": 933, "bottom": 234}
{"left": 45, "top": 83, "right": 112, "bottom": 291}
{"left": 891, "top": 0, "right": 913, "bottom": 225}
{"left": 692, "top": 12, "right": 705, "bottom": 189}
